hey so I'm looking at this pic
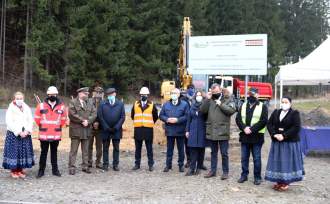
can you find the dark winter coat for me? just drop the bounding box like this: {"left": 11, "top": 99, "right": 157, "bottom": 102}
{"left": 236, "top": 101, "right": 268, "bottom": 144}
{"left": 186, "top": 102, "right": 206, "bottom": 147}
{"left": 267, "top": 108, "right": 301, "bottom": 142}
{"left": 98, "top": 99, "right": 126, "bottom": 140}
{"left": 200, "top": 95, "right": 236, "bottom": 141}
{"left": 159, "top": 99, "right": 189, "bottom": 137}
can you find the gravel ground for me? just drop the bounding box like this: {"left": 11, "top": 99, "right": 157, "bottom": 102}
{"left": 1, "top": 137, "right": 330, "bottom": 204}
{"left": 0, "top": 117, "right": 330, "bottom": 204}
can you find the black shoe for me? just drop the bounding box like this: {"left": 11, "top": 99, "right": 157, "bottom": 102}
{"left": 103, "top": 166, "right": 109, "bottom": 171}
{"left": 88, "top": 164, "right": 93, "bottom": 168}
{"left": 254, "top": 178, "right": 262, "bottom": 185}
{"left": 237, "top": 177, "right": 248, "bottom": 183}
{"left": 204, "top": 171, "right": 216, "bottom": 178}
{"left": 185, "top": 170, "right": 194, "bottom": 176}
{"left": 179, "top": 166, "right": 185, "bottom": 172}
{"left": 199, "top": 165, "right": 208, "bottom": 171}
{"left": 36, "top": 169, "right": 44, "bottom": 178}
{"left": 69, "top": 169, "right": 76, "bottom": 175}
{"left": 82, "top": 168, "right": 92, "bottom": 174}
{"left": 163, "top": 167, "right": 171, "bottom": 172}
{"left": 132, "top": 165, "right": 140, "bottom": 171}
{"left": 113, "top": 166, "right": 119, "bottom": 171}
{"left": 221, "top": 173, "right": 229, "bottom": 180}
{"left": 149, "top": 166, "right": 154, "bottom": 172}
{"left": 52, "top": 170, "right": 61, "bottom": 177}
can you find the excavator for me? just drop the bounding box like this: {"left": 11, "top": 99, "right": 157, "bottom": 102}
{"left": 161, "top": 17, "right": 192, "bottom": 104}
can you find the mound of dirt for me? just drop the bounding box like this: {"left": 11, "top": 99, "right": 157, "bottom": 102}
{"left": 301, "top": 107, "right": 330, "bottom": 126}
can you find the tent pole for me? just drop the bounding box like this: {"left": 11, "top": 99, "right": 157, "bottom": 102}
{"left": 280, "top": 80, "right": 283, "bottom": 100}
{"left": 245, "top": 75, "right": 249, "bottom": 102}
{"left": 274, "top": 82, "right": 277, "bottom": 109}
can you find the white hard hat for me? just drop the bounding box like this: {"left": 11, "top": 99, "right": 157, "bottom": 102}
{"left": 139, "top": 87, "right": 150, "bottom": 95}
{"left": 47, "top": 86, "right": 59, "bottom": 95}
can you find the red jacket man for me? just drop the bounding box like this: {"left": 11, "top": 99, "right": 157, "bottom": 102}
{"left": 34, "top": 86, "right": 67, "bottom": 178}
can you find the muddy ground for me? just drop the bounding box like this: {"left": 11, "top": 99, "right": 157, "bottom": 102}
{"left": 0, "top": 115, "right": 330, "bottom": 204}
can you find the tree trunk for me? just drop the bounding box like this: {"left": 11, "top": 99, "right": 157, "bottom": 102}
{"left": 24, "top": 2, "right": 30, "bottom": 91}
{"left": 2, "top": 0, "right": 6, "bottom": 85}
{"left": 46, "top": 56, "right": 50, "bottom": 73}
{"left": 0, "top": 0, "right": 4, "bottom": 85}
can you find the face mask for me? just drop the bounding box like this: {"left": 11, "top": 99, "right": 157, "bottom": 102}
{"left": 141, "top": 95, "right": 148, "bottom": 102}
{"left": 281, "top": 103, "right": 291, "bottom": 111}
{"left": 196, "top": 96, "right": 203, "bottom": 103}
{"left": 248, "top": 96, "right": 257, "bottom": 104}
{"left": 48, "top": 96, "right": 57, "bottom": 102}
{"left": 187, "top": 88, "right": 195, "bottom": 97}
{"left": 15, "top": 99, "right": 24, "bottom": 107}
{"left": 108, "top": 95, "right": 115, "bottom": 102}
{"left": 212, "top": 93, "right": 221, "bottom": 99}
{"left": 171, "top": 94, "right": 178, "bottom": 101}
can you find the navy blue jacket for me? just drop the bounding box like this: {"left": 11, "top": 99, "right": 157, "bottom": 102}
{"left": 98, "top": 99, "right": 126, "bottom": 140}
{"left": 186, "top": 102, "right": 206, "bottom": 147}
{"left": 159, "top": 99, "right": 189, "bottom": 137}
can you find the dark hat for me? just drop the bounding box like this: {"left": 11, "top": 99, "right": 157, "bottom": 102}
{"left": 77, "top": 87, "right": 89, "bottom": 93}
{"left": 93, "top": 86, "right": 104, "bottom": 92}
{"left": 248, "top": 87, "right": 259, "bottom": 94}
{"left": 105, "top": 88, "right": 117, "bottom": 94}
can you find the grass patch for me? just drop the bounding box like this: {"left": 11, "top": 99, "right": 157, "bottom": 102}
{"left": 293, "top": 100, "right": 330, "bottom": 112}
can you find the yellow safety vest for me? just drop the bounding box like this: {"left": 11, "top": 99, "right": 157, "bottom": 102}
{"left": 241, "top": 102, "right": 266, "bottom": 134}
{"left": 133, "top": 101, "right": 154, "bottom": 128}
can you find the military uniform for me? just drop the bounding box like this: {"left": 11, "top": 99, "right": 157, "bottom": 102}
{"left": 88, "top": 86, "right": 104, "bottom": 168}
{"left": 68, "top": 87, "right": 97, "bottom": 174}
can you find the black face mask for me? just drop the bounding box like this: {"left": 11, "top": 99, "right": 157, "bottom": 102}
{"left": 248, "top": 96, "right": 257, "bottom": 104}
{"left": 212, "top": 93, "right": 221, "bottom": 100}
{"left": 48, "top": 96, "right": 57, "bottom": 102}
{"left": 141, "top": 95, "right": 148, "bottom": 102}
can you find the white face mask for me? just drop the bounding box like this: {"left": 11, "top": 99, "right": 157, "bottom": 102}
{"left": 280, "top": 103, "right": 291, "bottom": 111}
{"left": 196, "top": 96, "right": 203, "bottom": 103}
{"left": 15, "top": 99, "right": 24, "bottom": 107}
{"left": 171, "top": 94, "right": 178, "bottom": 101}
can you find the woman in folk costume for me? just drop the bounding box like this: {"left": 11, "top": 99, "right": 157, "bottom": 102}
{"left": 265, "top": 96, "right": 304, "bottom": 191}
{"left": 2, "top": 92, "right": 35, "bottom": 178}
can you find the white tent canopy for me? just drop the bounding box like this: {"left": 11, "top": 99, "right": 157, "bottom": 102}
{"left": 275, "top": 36, "right": 330, "bottom": 107}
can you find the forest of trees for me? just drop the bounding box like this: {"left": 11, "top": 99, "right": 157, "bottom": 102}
{"left": 0, "top": 0, "right": 329, "bottom": 96}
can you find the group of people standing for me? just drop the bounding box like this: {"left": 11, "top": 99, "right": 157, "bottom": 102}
{"left": 2, "top": 83, "right": 304, "bottom": 192}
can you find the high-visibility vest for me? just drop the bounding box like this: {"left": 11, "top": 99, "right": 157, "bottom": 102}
{"left": 133, "top": 101, "right": 154, "bottom": 128}
{"left": 34, "top": 102, "right": 67, "bottom": 141}
{"left": 241, "top": 102, "right": 266, "bottom": 134}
